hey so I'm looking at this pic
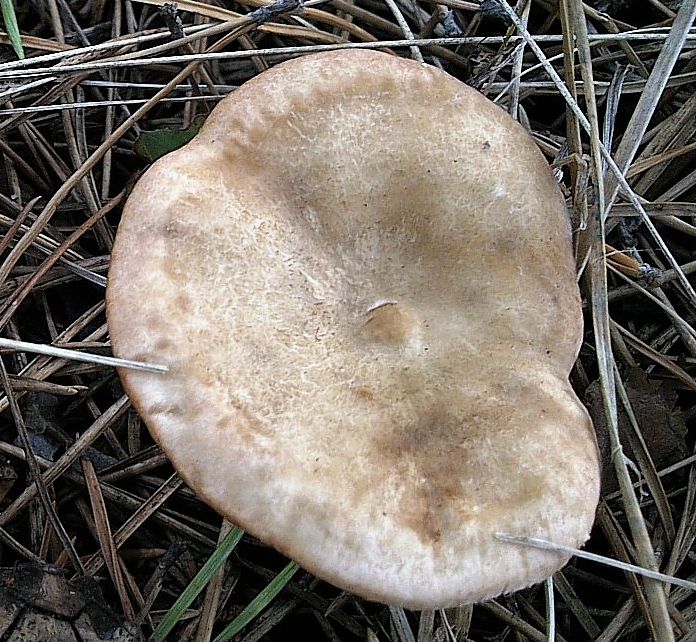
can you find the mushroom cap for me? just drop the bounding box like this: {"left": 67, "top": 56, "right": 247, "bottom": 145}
{"left": 106, "top": 50, "right": 600, "bottom": 608}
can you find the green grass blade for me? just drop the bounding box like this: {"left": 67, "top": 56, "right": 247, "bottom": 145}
{"left": 1, "top": 0, "right": 24, "bottom": 60}
{"left": 212, "top": 561, "right": 299, "bottom": 642}
{"left": 150, "top": 526, "right": 244, "bottom": 642}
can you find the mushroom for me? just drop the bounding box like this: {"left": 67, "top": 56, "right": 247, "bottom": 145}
{"left": 106, "top": 50, "right": 600, "bottom": 608}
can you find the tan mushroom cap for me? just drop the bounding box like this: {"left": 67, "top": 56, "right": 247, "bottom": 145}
{"left": 106, "top": 50, "right": 600, "bottom": 608}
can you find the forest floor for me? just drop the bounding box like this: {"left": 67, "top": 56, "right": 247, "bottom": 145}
{"left": 0, "top": 1, "right": 694, "bottom": 641}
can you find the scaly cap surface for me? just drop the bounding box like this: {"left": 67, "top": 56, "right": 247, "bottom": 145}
{"left": 107, "top": 50, "right": 600, "bottom": 608}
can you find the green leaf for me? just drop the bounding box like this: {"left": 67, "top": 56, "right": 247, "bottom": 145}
{"left": 212, "top": 561, "right": 299, "bottom": 642}
{"left": 149, "top": 526, "right": 244, "bottom": 642}
{"left": 1, "top": 0, "right": 24, "bottom": 60}
{"left": 134, "top": 116, "right": 206, "bottom": 163}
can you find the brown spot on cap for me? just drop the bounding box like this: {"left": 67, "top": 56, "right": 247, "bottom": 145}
{"left": 363, "top": 302, "right": 421, "bottom": 346}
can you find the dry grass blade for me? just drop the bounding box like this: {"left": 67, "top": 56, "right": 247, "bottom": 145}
{"left": 496, "top": 534, "right": 696, "bottom": 592}
{"left": 82, "top": 473, "right": 183, "bottom": 576}
{"left": 384, "top": 0, "right": 423, "bottom": 62}
{"left": 0, "top": 30, "right": 70, "bottom": 52}
{"left": 82, "top": 457, "right": 137, "bottom": 621}
{"left": 665, "top": 461, "right": 696, "bottom": 579}
{"left": 479, "top": 601, "right": 548, "bottom": 642}
{"left": 416, "top": 609, "right": 434, "bottom": 642}
{"left": 389, "top": 607, "right": 416, "bottom": 642}
{"left": 627, "top": 140, "right": 696, "bottom": 179}
{"left": 613, "top": 322, "right": 696, "bottom": 392}
{"left": 0, "top": 337, "right": 168, "bottom": 373}
{"left": 544, "top": 578, "right": 555, "bottom": 642}
{"left": 553, "top": 572, "right": 601, "bottom": 638}
{"left": 194, "top": 521, "right": 236, "bottom": 642}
